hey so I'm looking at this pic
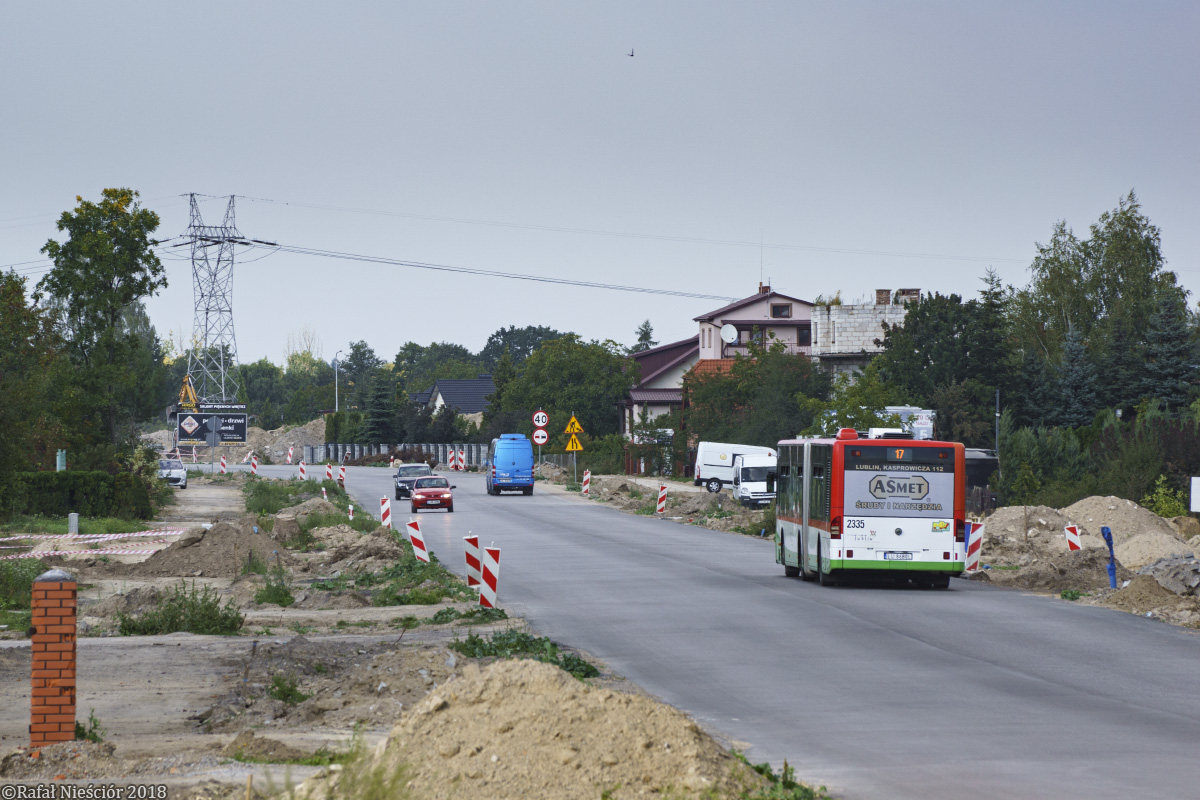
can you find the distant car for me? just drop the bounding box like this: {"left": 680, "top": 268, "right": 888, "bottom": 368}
{"left": 394, "top": 463, "right": 433, "bottom": 500}
{"left": 410, "top": 476, "right": 454, "bottom": 513}
{"left": 158, "top": 458, "right": 187, "bottom": 490}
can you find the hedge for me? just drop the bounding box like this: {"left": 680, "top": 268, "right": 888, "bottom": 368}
{"left": 4, "top": 471, "right": 153, "bottom": 519}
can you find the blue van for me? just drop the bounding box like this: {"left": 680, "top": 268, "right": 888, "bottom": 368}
{"left": 486, "top": 434, "right": 535, "bottom": 495}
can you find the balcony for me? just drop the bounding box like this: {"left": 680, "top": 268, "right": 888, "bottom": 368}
{"left": 721, "top": 341, "right": 811, "bottom": 357}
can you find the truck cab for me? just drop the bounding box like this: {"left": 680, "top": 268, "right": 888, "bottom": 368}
{"left": 732, "top": 453, "right": 777, "bottom": 507}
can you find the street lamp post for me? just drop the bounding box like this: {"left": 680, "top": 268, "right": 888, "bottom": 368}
{"left": 334, "top": 350, "right": 343, "bottom": 412}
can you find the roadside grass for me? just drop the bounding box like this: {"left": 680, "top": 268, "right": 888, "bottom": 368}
{"left": 1060, "top": 589, "right": 1088, "bottom": 601}
{"left": 355, "top": 544, "right": 477, "bottom": 607}
{"left": 734, "top": 753, "right": 829, "bottom": 800}
{"left": 117, "top": 581, "right": 245, "bottom": 635}
{"left": 450, "top": 629, "right": 600, "bottom": 680}
{"left": 0, "top": 559, "right": 46, "bottom": 620}
{"left": 232, "top": 746, "right": 354, "bottom": 767}
{"left": 254, "top": 559, "right": 295, "bottom": 607}
{"left": 245, "top": 478, "right": 345, "bottom": 515}
{"left": 297, "top": 510, "right": 379, "bottom": 537}
{"left": 0, "top": 517, "right": 153, "bottom": 536}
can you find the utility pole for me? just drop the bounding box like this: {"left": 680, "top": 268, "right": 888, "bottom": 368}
{"left": 184, "top": 194, "right": 243, "bottom": 403}
{"left": 334, "top": 350, "right": 343, "bottom": 412}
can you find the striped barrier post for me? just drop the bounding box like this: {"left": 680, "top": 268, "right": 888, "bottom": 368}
{"left": 321, "top": 487, "right": 327, "bottom": 501}
{"left": 251, "top": 455, "right": 258, "bottom": 476}
{"left": 298, "top": 461, "right": 306, "bottom": 480}
{"left": 348, "top": 504, "right": 354, "bottom": 522}
{"left": 406, "top": 520, "right": 429, "bottom": 563}
{"left": 656, "top": 484, "right": 667, "bottom": 514}
{"left": 479, "top": 547, "right": 500, "bottom": 608}
{"left": 965, "top": 522, "right": 984, "bottom": 572}
{"left": 390, "top": 455, "right": 395, "bottom": 468}
{"left": 582, "top": 470, "right": 591, "bottom": 496}
{"left": 1064, "top": 524, "right": 1082, "bottom": 551}
{"left": 338, "top": 465, "right": 346, "bottom": 486}
{"left": 220, "top": 455, "right": 226, "bottom": 475}
{"left": 287, "top": 446, "right": 294, "bottom": 464}
{"left": 463, "top": 534, "right": 481, "bottom": 587}
{"left": 458, "top": 449, "right": 465, "bottom": 471}
{"left": 380, "top": 497, "right": 391, "bottom": 529}
{"left": 326, "top": 463, "right": 333, "bottom": 481}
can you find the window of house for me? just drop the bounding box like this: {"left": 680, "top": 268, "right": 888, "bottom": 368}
{"left": 771, "top": 303, "right": 792, "bottom": 318}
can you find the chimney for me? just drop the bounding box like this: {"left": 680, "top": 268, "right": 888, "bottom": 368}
{"left": 896, "top": 288, "right": 921, "bottom": 304}
{"left": 875, "top": 289, "right": 891, "bottom": 306}
{"left": 758, "top": 282, "right": 771, "bottom": 295}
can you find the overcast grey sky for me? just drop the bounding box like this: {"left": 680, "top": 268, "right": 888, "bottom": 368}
{"left": 3, "top": 2, "right": 1197, "bottom": 365}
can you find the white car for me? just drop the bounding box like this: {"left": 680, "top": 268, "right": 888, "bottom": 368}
{"left": 158, "top": 458, "right": 188, "bottom": 489}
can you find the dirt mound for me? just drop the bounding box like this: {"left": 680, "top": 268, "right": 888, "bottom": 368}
{"left": 0, "top": 740, "right": 118, "bottom": 780}
{"left": 305, "top": 659, "right": 767, "bottom": 800}
{"left": 321, "top": 527, "right": 404, "bottom": 573}
{"left": 85, "top": 586, "right": 166, "bottom": 618}
{"left": 277, "top": 497, "right": 342, "bottom": 526}
{"left": 1099, "top": 575, "right": 1182, "bottom": 613}
{"left": 221, "top": 731, "right": 310, "bottom": 762}
{"left": 1171, "top": 516, "right": 1200, "bottom": 540}
{"left": 981, "top": 498, "right": 1193, "bottom": 569}
{"left": 978, "top": 549, "right": 1133, "bottom": 593}
{"left": 129, "top": 518, "right": 295, "bottom": 578}
{"left": 1138, "top": 555, "right": 1200, "bottom": 597}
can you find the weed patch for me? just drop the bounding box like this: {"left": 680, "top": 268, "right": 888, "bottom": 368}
{"left": 0, "top": 517, "right": 149, "bottom": 536}
{"left": 736, "top": 753, "right": 828, "bottom": 799}
{"left": 0, "top": 558, "right": 46, "bottom": 611}
{"left": 254, "top": 559, "right": 294, "bottom": 607}
{"left": 1060, "top": 589, "right": 1088, "bottom": 601}
{"left": 74, "top": 709, "right": 105, "bottom": 743}
{"left": 241, "top": 549, "right": 268, "bottom": 575}
{"left": 450, "top": 630, "right": 600, "bottom": 679}
{"left": 117, "top": 582, "right": 244, "bottom": 635}
{"left": 268, "top": 673, "right": 310, "bottom": 704}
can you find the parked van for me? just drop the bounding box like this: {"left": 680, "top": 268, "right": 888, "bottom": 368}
{"left": 693, "top": 441, "right": 778, "bottom": 493}
{"left": 486, "top": 434, "right": 535, "bottom": 495}
{"left": 731, "top": 453, "right": 777, "bottom": 507}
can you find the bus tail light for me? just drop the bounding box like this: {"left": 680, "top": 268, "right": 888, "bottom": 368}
{"left": 830, "top": 516, "right": 842, "bottom": 539}
{"left": 954, "top": 519, "right": 965, "bottom": 543}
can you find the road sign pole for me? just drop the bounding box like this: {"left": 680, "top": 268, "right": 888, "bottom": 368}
{"left": 574, "top": 451, "right": 577, "bottom": 484}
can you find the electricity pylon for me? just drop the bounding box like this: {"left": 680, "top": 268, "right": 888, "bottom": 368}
{"left": 184, "top": 194, "right": 242, "bottom": 404}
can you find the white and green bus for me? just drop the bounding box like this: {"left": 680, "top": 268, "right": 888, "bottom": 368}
{"left": 774, "top": 428, "right": 966, "bottom": 588}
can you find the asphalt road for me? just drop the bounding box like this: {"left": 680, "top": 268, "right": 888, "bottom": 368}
{"left": 246, "top": 464, "right": 1200, "bottom": 800}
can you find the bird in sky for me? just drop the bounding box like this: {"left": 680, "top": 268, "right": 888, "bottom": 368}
{"left": 627, "top": 48, "right": 634, "bottom": 57}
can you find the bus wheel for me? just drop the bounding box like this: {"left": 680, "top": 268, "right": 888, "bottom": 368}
{"left": 817, "top": 543, "right": 835, "bottom": 587}
{"left": 931, "top": 575, "right": 950, "bottom": 589}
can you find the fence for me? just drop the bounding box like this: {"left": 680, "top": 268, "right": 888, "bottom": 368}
{"left": 302, "top": 443, "right": 488, "bottom": 469}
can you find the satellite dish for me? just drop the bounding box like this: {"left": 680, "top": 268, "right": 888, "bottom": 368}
{"left": 719, "top": 324, "right": 739, "bottom": 344}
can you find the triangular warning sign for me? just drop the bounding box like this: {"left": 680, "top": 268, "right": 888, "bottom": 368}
{"left": 564, "top": 415, "right": 584, "bottom": 434}
{"left": 565, "top": 434, "right": 583, "bottom": 452}
{"left": 178, "top": 375, "right": 198, "bottom": 409}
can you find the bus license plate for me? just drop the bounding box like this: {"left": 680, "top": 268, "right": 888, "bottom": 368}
{"left": 884, "top": 552, "right": 912, "bottom": 561}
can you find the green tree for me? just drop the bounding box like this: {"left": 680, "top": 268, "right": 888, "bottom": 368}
{"left": 1139, "top": 290, "right": 1195, "bottom": 410}
{"left": 340, "top": 340, "right": 383, "bottom": 409}
{"left": 0, "top": 272, "right": 65, "bottom": 474}
{"left": 499, "top": 335, "right": 638, "bottom": 437}
{"left": 479, "top": 325, "right": 567, "bottom": 369}
{"left": 629, "top": 320, "right": 658, "bottom": 354}
{"left": 875, "top": 293, "right": 976, "bottom": 402}
{"left": 393, "top": 341, "right": 479, "bottom": 393}
{"left": 37, "top": 189, "right": 167, "bottom": 444}
{"left": 362, "top": 369, "right": 398, "bottom": 444}
{"left": 798, "top": 361, "right": 905, "bottom": 436}
{"left": 1057, "top": 328, "right": 1099, "bottom": 427}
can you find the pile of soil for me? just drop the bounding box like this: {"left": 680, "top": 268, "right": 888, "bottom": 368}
{"left": 1098, "top": 575, "right": 1183, "bottom": 613}
{"left": 277, "top": 498, "right": 342, "bottom": 527}
{"left": 0, "top": 740, "right": 120, "bottom": 780}
{"left": 1137, "top": 554, "right": 1200, "bottom": 597}
{"left": 973, "top": 548, "right": 1133, "bottom": 593}
{"left": 221, "top": 731, "right": 310, "bottom": 761}
{"left": 1062, "top": 496, "right": 1193, "bottom": 567}
{"left": 127, "top": 518, "right": 296, "bottom": 578}
{"left": 319, "top": 526, "right": 404, "bottom": 574}
{"left": 301, "top": 658, "right": 770, "bottom": 800}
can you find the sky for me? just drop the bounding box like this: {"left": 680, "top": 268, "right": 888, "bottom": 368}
{"left": 3, "top": 2, "right": 1198, "bottom": 366}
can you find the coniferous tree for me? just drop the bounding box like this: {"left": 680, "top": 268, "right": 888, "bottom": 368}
{"left": 1012, "top": 350, "right": 1057, "bottom": 428}
{"left": 629, "top": 320, "right": 658, "bottom": 354}
{"left": 1140, "top": 291, "right": 1195, "bottom": 409}
{"left": 1095, "top": 318, "right": 1142, "bottom": 413}
{"left": 1057, "top": 329, "right": 1099, "bottom": 427}
{"left": 362, "top": 370, "right": 398, "bottom": 444}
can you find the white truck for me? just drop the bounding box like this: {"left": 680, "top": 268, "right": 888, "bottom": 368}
{"left": 693, "top": 441, "right": 778, "bottom": 493}
{"left": 732, "top": 453, "right": 777, "bottom": 507}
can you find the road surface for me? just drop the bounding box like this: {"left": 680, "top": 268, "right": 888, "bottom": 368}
{"left": 242, "top": 464, "right": 1200, "bottom": 800}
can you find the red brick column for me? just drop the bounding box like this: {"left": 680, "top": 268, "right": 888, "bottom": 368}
{"left": 30, "top": 568, "right": 76, "bottom": 747}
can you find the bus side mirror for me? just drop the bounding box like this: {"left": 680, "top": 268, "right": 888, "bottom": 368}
{"left": 767, "top": 472, "right": 776, "bottom": 492}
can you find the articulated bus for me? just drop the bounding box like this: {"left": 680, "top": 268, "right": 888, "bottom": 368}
{"left": 774, "top": 428, "right": 966, "bottom": 588}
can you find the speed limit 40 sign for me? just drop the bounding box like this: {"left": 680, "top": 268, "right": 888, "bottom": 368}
{"left": 532, "top": 410, "right": 549, "bottom": 428}
{"left": 532, "top": 428, "right": 549, "bottom": 446}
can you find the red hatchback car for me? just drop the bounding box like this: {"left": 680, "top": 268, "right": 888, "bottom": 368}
{"left": 410, "top": 476, "right": 455, "bottom": 513}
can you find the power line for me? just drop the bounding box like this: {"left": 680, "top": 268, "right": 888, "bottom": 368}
{"left": 233, "top": 193, "right": 1028, "bottom": 264}
{"left": 263, "top": 241, "right": 739, "bottom": 301}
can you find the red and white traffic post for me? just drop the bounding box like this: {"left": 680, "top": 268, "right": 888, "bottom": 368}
{"left": 406, "top": 520, "right": 429, "bottom": 562}
{"left": 348, "top": 504, "right": 354, "bottom": 522}
{"left": 338, "top": 464, "right": 346, "bottom": 486}
{"left": 479, "top": 546, "right": 501, "bottom": 608}
{"left": 287, "top": 446, "right": 294, "bottom": 464}
{"left": 656, "top": 484, "right": 667, "bottom": 514}
{"left": 582, "top": 469, "right": 591, "bottom": 496}
{"left": 325, "top": 463, "right": 333, "bottom": 481}
{"left": 220, "top": 455, "right": 226, "bottom": 475}
{"left": 463, "top": 534, "right": 481, "bottom": 586}
{"left": 380, "top": 497, "right": 391, "bottom": 529}
{"left": 458, "top": 449, "right": 466, "bottom": 472}
{"left": 298, "top": 460, "right": 307, "bottom": 480}
{"left": 965, "top": 522, "right": 984, "bottom": 572}
{"left": 1064, "top": 525, "right": 1082, "bottom": 551}
{"left": 251, "top": 454, "right": 258, "bottom": 476}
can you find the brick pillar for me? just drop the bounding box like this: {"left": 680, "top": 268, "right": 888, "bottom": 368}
{"left": 30, "top": 568, "right": 76, "bottom": 747}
